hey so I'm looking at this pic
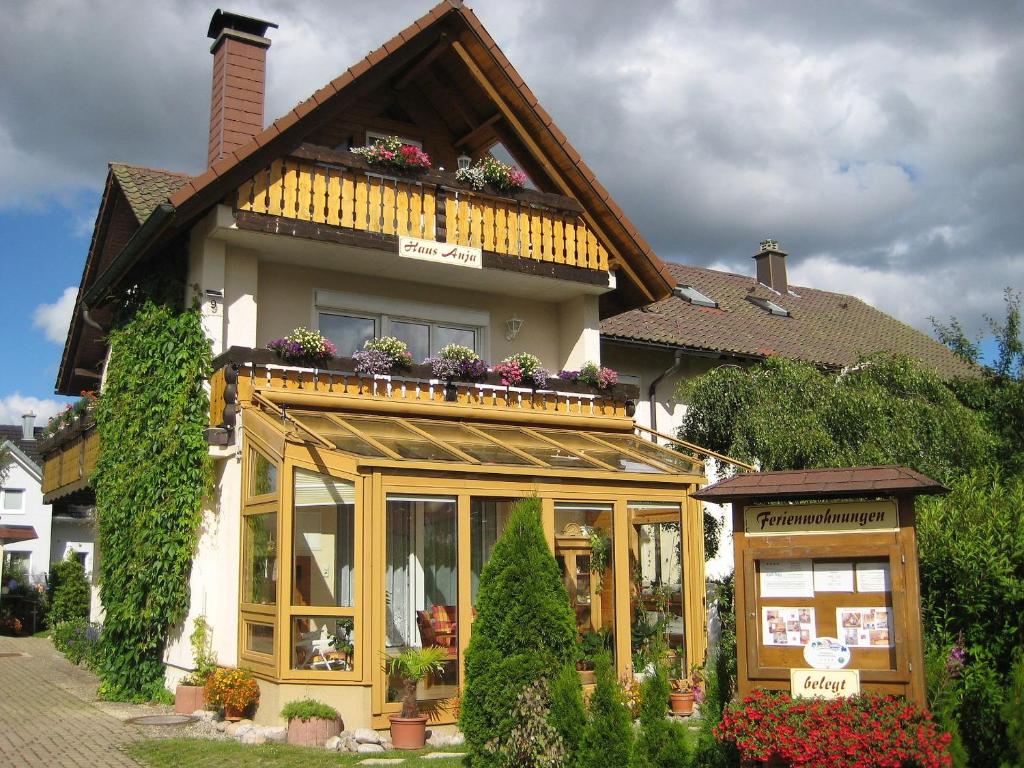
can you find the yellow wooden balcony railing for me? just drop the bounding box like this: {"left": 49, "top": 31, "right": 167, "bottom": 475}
{"left": 41, "top": 422, "right": 99, "bottom": 502}
{"left": 234, "top": 145, "right": 610, "bottom": 271}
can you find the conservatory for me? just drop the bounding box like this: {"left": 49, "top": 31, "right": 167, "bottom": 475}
{"left": 220, "top": 357, "right": 709, "bottom": 728}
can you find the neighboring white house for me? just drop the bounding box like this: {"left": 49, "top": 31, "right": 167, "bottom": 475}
{"left": 1, "top": 414, "right": 96, "bottom": 583}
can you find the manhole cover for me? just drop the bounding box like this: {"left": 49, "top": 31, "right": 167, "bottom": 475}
{"left": 126, "top": 715, "right": 197, "bottom": 726}
{"left": 0, "top": 652, "right": 27, "bottom": 658}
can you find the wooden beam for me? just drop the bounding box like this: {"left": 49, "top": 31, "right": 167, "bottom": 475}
{"left": 454, "top": 112, "right": 501, "bottom": 147}
{"left": 393, "top": 36, "right": 450, "bottom": 91}
{"left": 73, "top": 368, "right": 102, "bottom": 380}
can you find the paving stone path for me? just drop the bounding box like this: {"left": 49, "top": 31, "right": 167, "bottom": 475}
{"left": 0, "top": 635, "right": 148, "bottom": 767}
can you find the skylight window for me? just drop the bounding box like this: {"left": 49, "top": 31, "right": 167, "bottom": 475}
{"left": 747, "top": 296, "right": 791, "bottom": 317}
{"left": 673, "top": 284, "right": 718, "bottom": 308}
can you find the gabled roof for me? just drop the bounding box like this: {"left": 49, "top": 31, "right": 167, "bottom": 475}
{"left": 0, "top": 426, "right": 44, "bottom": 468}
{"left": 109, "top": 164, "right": 191, "bottom": 224}
{"left": 601, "top": 262, "right": 978, "bottom": 380}
{"left": 80, "top": 0, "right": 673, "bottom": 317}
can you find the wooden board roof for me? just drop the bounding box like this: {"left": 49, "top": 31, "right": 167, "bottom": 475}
{"left": 692, "top": 465, "right": 948, "bottom": 502}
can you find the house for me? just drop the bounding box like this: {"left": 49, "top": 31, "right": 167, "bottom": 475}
{"left": 602, "top": 240, "right": 977, "bottom": 576}
{"left": 1, "top": 414, "right": 95, "bottom": 584}
{"left": 42, "top": 2, "right": 715, "bottom": 728}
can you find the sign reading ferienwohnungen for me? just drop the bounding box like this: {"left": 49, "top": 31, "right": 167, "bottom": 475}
{"left": 744, "top": 500, "right": 897, "bottom": 536}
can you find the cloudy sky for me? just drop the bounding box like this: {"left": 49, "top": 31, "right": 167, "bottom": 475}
{"left": 0, "top": 0, "right": 1021, "bottom": 423}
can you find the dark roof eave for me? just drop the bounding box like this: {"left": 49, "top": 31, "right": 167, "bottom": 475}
{"left": 82, "top": 203, "right": 176, "bottom": 307}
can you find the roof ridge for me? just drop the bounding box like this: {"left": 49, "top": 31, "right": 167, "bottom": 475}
{"left": 109, "top": 161, "right": 192, "bottom": 178}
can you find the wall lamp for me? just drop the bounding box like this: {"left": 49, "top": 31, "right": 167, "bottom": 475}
{"left": 505, "top": 315, "right": 524, "bottom": 341}
{"left": 457, "top": 153, "right": 472, "bottom": 170}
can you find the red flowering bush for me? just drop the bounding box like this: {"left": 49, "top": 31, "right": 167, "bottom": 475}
{"left": 715, "top": 690, "right": 953, "bottom": 768}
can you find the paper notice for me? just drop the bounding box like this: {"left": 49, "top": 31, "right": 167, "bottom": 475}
{"left": 813, "top": 562, "right": 854, "bottom": 592}
{"left": 837, "top": 607, "right": 893, "bottom": 647}
{"left": 760, "top": 559, "right": 815, "bottom": 598}
{"left": 855, "top": 562, "right": 891, "bottom": 592}
{"left": 763, "top": 607, "right": 816, "bottom": 647}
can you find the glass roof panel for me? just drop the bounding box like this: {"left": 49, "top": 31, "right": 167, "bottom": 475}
{"left": 286, "top": 411, "right": 386, "bottom": 457}
{"left": 474, "top": 426, "right": 603, "bottom": 469}
{"left": 411, "top": 421, "right": 536, "bottom": 466}
{"left": 597, "top": 434, "right": 703, "bottom": 473}
{"left": 532, "top": 430, "right": 666, "bottom": 474}
{"left": 342, "top": 415, "right": 462, "bottom": 462}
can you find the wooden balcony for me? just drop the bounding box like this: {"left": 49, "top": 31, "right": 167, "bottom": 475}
{"left": 210, "top": 348, "right": 637, "bottom": 434}
{"left": 234, "top": 145, "right": 610, "bottom": 272}
{"left": 40, "top": 417, "right": 99, "bottom": 504}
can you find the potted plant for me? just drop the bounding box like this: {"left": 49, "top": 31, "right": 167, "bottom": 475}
{"left": 558, "top": 361, "right": 618, "bottom": 392}
{"left": 205, "top": 667, "right": 261, "bottom": 721}
{"left": 455, "top": 156, "right": 526, "bottom": 193}
{"left": 384, "top": 645, "right": 449, "bottom": 749}
{"left": 267, "top": 328, "right": 337, "bottom": 366}
{"left": 353, "top": 336, "right": 414, "bottom": 376}
{"left": 668, "top": 660, "right": 701, "bottom": 716}
{"left": 281, "top": 698, "right": 342, "bottom": 747}
{"left": 175, "top": 615, "right": 216, "bottom": 715}
{"left": 351, "top": 135, "right": 432, "bottom": 174}
{"left": 493, "top": 352, "right": 550, "bottom": 390}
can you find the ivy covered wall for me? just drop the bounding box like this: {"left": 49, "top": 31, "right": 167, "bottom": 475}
{"left": 92, "top": 300, "right": 212, "bottom": 700}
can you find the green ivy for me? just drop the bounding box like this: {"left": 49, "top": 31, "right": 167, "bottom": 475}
{"left": 92, "top": 300, "right": 211, "bottom": 700}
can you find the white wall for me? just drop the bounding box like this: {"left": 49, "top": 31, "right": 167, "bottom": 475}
{"left": 0, "top": 447, "right": 50, "bottom": 583}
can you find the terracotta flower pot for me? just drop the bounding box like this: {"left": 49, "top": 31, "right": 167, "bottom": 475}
{"left": 174, "top": 684, "right": 206, "bottom": 715}
{"left": 669, "top": 691, "right": 695, "bottom": 716}
{"left": 389, "top": 714, "right": 429, "bottom": 749}
{"left": 287, "top": 716, "right": 341, "bottom": 747}
{"left": 223, "top": 703, "right": 247, "bottom": 721}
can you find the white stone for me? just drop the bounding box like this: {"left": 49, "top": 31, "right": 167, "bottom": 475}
{"left": 260, "top": 726, "right": 287, "bottom": 744}
{"left": 423, "top": 753, "right": 468, "bottom": 760}
{"left": 232, "top": 723, "right": 255, "bottom": 739}
{"left": 325, "top": 736, "right": 343, "bottom": 751}
{"left": 355, "top": 728, "right": 383, "bottom": 744}
{"left": 357, "top": 743, "right": 386, "bottom": 753}
{"left": 192, "top": 709, "right": 217, "bottom": 722}
{"left": 240, "top": 732, "right": 266, "bottom": 746}
{"left": 215, "top": 719, "right": 231, "bottom": 732}
{"left": 448, "top": 733, "right": 464, "bottom": 746}
{"left": 357, "top": 760, "right": 405, "bottom": 766}
{"left": 344, "top": 736, "right": 361, "bottom": 752}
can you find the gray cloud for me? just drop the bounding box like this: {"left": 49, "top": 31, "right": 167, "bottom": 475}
{"left": 1, "top": 0, "right": 1021, "bottom": 338}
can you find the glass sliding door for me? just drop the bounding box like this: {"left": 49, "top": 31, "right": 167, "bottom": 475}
{"left": 385, "top": 495, "right": 459, "bottom": 703}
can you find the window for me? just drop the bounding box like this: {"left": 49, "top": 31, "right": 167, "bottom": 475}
{"left": 673, "top": 284, "right": 718, "bottom": 308}
{"left": 470, "top": 498, "right": 514, "bottom": 604}
{"left": 747, "top": 296, "right": 791, "bottom": 317}
{"left": 248, "top": 450, "right": 278, "bottom": 498}
{"left": 385, "top": 495, "right": 459, "bottom": 703}
{"left": 629, "top": 502, "right": 686, "bottom": 668}
{"left": 2, "top": 489, "right": 25, "bottom": 511}
{"left": 243, "top": 514, "right": 278, "bottom": 605}
{"left": 315, "top": 290, "right": 489, "bottom": 361}
{"left": 2, "top": 550, "right": 30, "bottom": 575}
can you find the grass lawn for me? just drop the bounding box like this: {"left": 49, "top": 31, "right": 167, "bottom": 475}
{"left": 127, "top": 738, "right": 467, "bottom": 767}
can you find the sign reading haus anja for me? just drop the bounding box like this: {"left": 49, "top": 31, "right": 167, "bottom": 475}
{"left": 399, "top": 236, "right": 482, "bottom": 269}
{"left": 744, "top": 500, "right": 898, "bottom": 536}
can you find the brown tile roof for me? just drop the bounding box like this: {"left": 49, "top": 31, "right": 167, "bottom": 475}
{"left": 692, "top": 465, "right": 947, "bottom": 502}
{"left": 0, "top": 425, "right": 44, "bottom": 466}
{"left": 601, "top": 262, "right": 978, "bottom": 379}
{"left": 109, "top": 163, "right": 191, "bottom": 224}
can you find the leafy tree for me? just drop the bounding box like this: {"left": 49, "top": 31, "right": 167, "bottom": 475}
{"left": 578, "top": 651, "right": 633, "bottom": 768}
{"left": 679, "top": 354, "right": 993, "bottom": 482}
{"left": 48, "top": 554, "right": 90, "bottom": 626}
{"left": 461, "top": 498, "right": 579, "bottom": 768}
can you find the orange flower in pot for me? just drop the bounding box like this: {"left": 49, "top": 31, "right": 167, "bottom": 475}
{"left": 205, "top": 667, "right": 261, "bottom": 721}
{"left": 384, "top": 646, "right": 449, "bottom": 749}
{"left": 668, "top": 664, "right": 702, "bottom": 716}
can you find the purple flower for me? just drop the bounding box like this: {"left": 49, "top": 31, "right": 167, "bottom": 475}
{"left": 462, "top": 358, "right": 489, "bottom": 382}
{"left": 946, "top": 641, "right": 966, "bottom": 677}
{"left": 353, "top": 349, "right": 395, "bottom": 376}
{"left": 529, "top": 368, "right": 550, "bottom": 389}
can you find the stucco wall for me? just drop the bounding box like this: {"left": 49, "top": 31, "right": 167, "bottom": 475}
{"left": 0, "top": 452, "right": 50, "bottom": 582}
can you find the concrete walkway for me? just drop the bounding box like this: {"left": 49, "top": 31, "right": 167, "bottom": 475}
{"left": 0, "top": 635, "right": 145, "bottom": 767}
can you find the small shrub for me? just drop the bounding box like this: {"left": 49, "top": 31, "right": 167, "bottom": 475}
{"left": 630, "top": 666, "right": 692, "bottom": 768}
{"left": 1004, "top": 647, "right": 1024, "bottom": 768}
{"left": 281, "top": 698, "right": 339, "bottom": 722}
{"left": 495, "top": 679, "right": 566, "bottom": 768}
{"left": 48, "top": 555, "right": 90, "bottom": 627}
{"left": 52, "top": 619, "right": 103, "bottom": 668}
{"left": 577, "top": 652, "right": 633, "bottom": 768}
{"left": 180, "top": 615, "right": 217, "bottom": 686}
{"left": 716, "top": 690, "right": 953, "bottom": 768}
{"left": 204, "top": 667, "right": 260, "bottom": 713}
{"left": 549, "top": 662, "right": 586, "bottom": 765}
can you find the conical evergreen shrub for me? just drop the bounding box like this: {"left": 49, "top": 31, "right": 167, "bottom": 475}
{"left": 630, "top": 666, "right": 691, "bottom": 768}
{"left": 461, "top": 497, "right": 578, "bottom": 768}
{"left": 550, "top": 661, "right": 587, "bottom": 767}
{"left": 578, "top": 651, "right": 634, "bottom": 768}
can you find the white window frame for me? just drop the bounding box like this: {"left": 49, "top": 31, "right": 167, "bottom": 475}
{"left": 365, "top": 131, "right": 422, "bottom": 149}
{"left": 314, "top": 289, "right": 490, "bottom": 360}
{"left": 1, "top": 488, "right": 25, "bottom": 513}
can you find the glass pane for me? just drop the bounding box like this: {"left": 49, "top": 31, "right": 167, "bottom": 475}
{"left": 246, "top": 622, "right": 275, "bottom": 656}
{"left": 470, "top": 498, "right": 514, "bottom": 605}
{"left": 243, "top": 514, "right": 278, "bottom": 605}
{"left": 390, "top": 320, "right": 430, "bottom": 364}
{"left": 629, "top": 503, "right": 685, "bottom": 674}
{"left": 288, "top": 412, "right": 387, "bottom": 457}
{"left": 434, "top": 325, "right": 476, "bottom": 353}
{"left": 346, "top": 416, "right": 462, "bottom": 462}
{"left": 475, "top": 426, "right": 603, "bottom": 469}
{"left": 293, "top": 471, "right": 356, "bottom": 608}
{"left": 535, "top": 430, "right": 665, "bottom": 473}
{"left": 413, "top": 422, "right": 535, "bottom": 466}
{"left": 554, "top": 503, "right": 616, "bottom": 670}
{"left": 386, "top": 496, "right": 459, "bottom": 703}
{"left": 598, "top": 434, "right": 702, "bottom": 473}
{"left": 319, "top": 313, "right": 376, "bottom": 357}
{"left": 3, "top": 490, "right": 24, "bottom": 510}
{"left": 291, "top": 616, "right": 356, "bottom": 672}
{"left": 249, "top": 450, "right": 277, "bottom": 497}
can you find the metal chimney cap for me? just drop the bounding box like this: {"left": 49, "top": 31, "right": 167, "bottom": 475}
{"left": 207, "top": 9, "right": 278, "bottom": 40}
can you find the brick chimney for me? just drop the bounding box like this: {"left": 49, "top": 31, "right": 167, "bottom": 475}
{"left": 21, "top": 412, "right": 35, "bottom": 441}
{"left": 753, "top": 239, "right": 788, "bottom": 294}
{"left": 206, "top": 10, "right": 278, "bottom": 168}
